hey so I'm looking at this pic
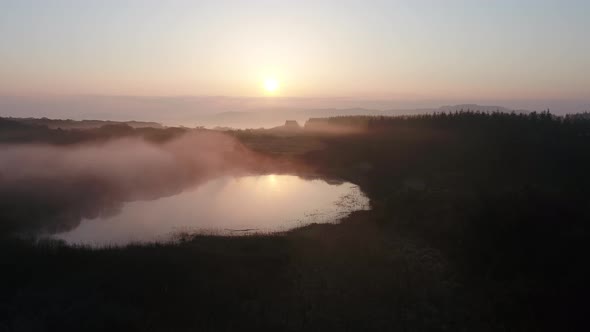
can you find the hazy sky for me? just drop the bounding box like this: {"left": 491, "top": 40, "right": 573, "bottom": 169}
{"left": 1, "top": 0, "right": 589, "bottom": 101}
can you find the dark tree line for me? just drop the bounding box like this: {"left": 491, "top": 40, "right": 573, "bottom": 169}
{"left": 302, "top": 111, "right": 590, "bottom": 330}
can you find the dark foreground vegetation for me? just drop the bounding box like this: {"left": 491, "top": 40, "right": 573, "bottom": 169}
{"left": 1, "top": 111, "right": 589, "bottom": 331}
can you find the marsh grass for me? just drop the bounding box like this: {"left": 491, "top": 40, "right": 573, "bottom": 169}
{"left": 2, "top": 112, "right": 589, "bottom": 331}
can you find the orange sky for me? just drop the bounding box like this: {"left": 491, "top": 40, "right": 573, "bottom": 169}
{"left": 1, "top": 1, "right": 589, "bottom": 101}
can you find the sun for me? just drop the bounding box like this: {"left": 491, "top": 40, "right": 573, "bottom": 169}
{"left": 263, "top": 78, "right": 280, "bottom": 94}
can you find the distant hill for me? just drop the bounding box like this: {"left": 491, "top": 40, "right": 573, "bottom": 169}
{"left": 1, "top": 99, "right": 535, "bottom": 130}
{"left": 0, "top": 117, "right": 32, "bottom": 130}
{"left": 4, "top": 117, "right": 164, "bottom": 130}
{"left": 3, "top": 95, "right": 583, "bottom": 127}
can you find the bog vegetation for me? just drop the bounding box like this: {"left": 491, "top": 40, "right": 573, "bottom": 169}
{"left": 1, "top": 111, "right": 588, "bottom": 331}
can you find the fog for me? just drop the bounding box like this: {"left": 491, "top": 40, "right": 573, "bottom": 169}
{"left": 0, "top": 131, "right": 277, "bottom": 235}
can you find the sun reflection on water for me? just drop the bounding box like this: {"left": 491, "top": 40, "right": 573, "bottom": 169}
{"left": 51, "top": 174, "right": 370, "bottom": 246}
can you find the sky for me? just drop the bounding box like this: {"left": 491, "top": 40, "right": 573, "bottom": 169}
{"left": 1, "top": 0, "right": 589, "bottom": 107}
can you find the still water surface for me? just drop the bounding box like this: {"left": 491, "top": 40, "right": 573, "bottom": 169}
{"left": 52, "top": 175, "right": 369, "bottom": 246}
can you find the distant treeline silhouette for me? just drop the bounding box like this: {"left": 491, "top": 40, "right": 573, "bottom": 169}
{"left": 307, "top": 109, "right": 590, "bottom": 134}
{"left": 302, "top": 111, "right": 590, "bottom": 330}
{"left": 0, "top": 117, "right": 187, "bottom": 144}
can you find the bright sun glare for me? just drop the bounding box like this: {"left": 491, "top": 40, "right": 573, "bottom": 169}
{"left": 263, "top": 78, "right": 280, "bottom": 94}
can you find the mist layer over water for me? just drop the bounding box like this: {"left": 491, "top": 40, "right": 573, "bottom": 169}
{"left": 0, "top": 132, "right": 285, "bottom": 235}
{"left": 51, "top": 175, "right": 369, "bottom": 247}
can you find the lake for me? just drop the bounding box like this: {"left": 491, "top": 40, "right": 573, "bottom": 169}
{"left": 51, "top": 174, "right": 370, "bottom": 246}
